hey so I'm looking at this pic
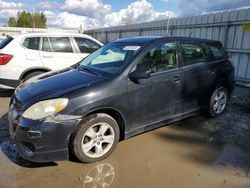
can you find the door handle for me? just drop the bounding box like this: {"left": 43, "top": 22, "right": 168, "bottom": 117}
{"left": 42, "top": 54, "right": 53, "bottom": 58}
{"left": 210, "top": 68, "right": 216, "bottom": 74}
{"left": 173, "top": 75, "right": 181, "bottom": 82}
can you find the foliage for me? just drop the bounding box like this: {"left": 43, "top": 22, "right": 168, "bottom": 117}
{"left": 7, "top": 11, "right": 47, "bottom": 28}
{"left": 8, "top": 17, "right": 17, "bottom": 27}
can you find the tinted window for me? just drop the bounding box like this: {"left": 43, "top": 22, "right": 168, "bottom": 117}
{"left": 138, "top": 42, "right": 177, "bottom": 74}
{"left": 43, "top": 37, "right": 73, "bottom": 53}
{"left": 42, "top": 37, "right": 52, "bottom": 52}
{"left": 207, "top": 42, "right": 228, "bottom": 59}
{"left": 75, "top": 37, "right": 101, "bottom": 53}
{"left": 180, "top": 43, "right": 207, "bottom": 65}
{"left": 0, "top": 36, "right": 13, "bottom": 49}
{"left": 22, "top": 37, "right": 40, "bottom": 50}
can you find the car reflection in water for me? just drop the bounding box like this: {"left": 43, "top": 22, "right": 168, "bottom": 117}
{"left": 81, "top": 163, "right": 115, "bottom": 188}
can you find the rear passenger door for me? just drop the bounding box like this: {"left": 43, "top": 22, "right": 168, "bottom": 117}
{"left": 179, "top": 41, "right": 216, "bottom": 111}
{"left": 40, "top": 37, "right": 82, "bottom": 70}
{"left": 22, "top": 37, "right": 42, "bottom": 68}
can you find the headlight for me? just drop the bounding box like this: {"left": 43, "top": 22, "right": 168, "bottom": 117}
{"left": 22, "top": 98, "right": 69, "bottom": 120}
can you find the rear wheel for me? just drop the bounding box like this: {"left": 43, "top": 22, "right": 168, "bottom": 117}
{"left": 208, "top": 87, "right": 229, "bottom": 117}
{"left": 71, "top": 113, "right": 120, "bottom": 163}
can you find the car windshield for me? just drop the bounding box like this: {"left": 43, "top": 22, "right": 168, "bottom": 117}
{"left": 79, "top": 42, "right": 141, "bottom": 76}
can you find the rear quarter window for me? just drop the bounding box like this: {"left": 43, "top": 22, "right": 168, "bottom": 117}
{"left": 206, "top": 42, "right": 228, "bottom": 60}
{"left": 0, "top": 36, "right": 13, "bottom": 49}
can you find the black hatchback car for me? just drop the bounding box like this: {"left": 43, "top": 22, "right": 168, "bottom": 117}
{"left": 9, "top": 36, "right": 235, "bottom": 163}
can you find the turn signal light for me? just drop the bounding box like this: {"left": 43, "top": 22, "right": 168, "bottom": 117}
{"left": 0, "top": 53, "right": 13, "bottom": 65}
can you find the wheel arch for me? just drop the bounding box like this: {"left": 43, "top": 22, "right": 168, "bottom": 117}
{"left": 19, "top": 67, "right": 52, "bottom": 81}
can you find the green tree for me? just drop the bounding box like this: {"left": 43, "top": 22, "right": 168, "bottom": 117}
{"left": 13, "top": 11, "right": 47, "bottom": 28}
{"left": 17, "top": 11, "right": 33, "bottom": 27}
{"left": 32, "top": 12, "right": 47, "bottom": 28}
{"left": 8, "top": 17, "right": 17, "bottom": 27}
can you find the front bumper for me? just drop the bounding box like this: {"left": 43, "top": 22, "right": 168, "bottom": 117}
{"left": 8, "top": 103, "right": 80, "bottom": 163}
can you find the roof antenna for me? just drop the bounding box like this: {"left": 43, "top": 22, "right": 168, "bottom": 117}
{"left": 189, "top": 31, "right": 192, "bottom": 37}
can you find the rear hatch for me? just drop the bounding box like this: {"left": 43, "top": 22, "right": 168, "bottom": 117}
{"left": 0, "top": 36, "right": 14, "bottom": 65}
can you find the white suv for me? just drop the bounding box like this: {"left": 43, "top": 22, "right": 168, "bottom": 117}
{"left": 0, "top": 33, "right": 103, "bottom": 89}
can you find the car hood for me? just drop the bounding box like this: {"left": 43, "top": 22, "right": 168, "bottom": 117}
{"left": 15, "top": 68, "right": 106, "bottom": 110}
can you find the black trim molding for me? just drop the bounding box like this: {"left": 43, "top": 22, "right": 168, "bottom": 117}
{"left": 0, "top": 78, "right": 19, "bottom": 88}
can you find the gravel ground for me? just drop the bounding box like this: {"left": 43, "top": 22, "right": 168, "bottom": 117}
{"left": 169, "top": 85, "right": 250, "bottom": 178}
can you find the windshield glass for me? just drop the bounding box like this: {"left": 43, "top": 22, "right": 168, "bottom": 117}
{"left": 79, "top": 42, "right": 141, "bottom": 75}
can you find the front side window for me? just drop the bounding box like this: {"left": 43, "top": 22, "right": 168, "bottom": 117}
{"left": 22, "top": 37, "right": 40, "bottom": 50}
{"left": 42, "top": 37, "right": 73, "bottom": 53}
{"left": 180, "top": 43, "right": 207, "bottom": 66}
{"left": 207, "top": 42, "right": 228, "bottom": 60}
{"left": 75, "top": 37, "right": 101, "bottom": 53}
{"left": 80, "top": 42, "right": 141, "bottom": 75}
{"left": 138, "top": 42, "right": 177, "bottom": 74}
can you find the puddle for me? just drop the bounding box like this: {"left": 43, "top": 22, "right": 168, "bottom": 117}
{"left": 79, "top": 163, "right": 115, "bottom": 188}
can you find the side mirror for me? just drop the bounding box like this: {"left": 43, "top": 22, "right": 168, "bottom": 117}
{"left": 129, "top": 68, "right": 150, "bottom": 81}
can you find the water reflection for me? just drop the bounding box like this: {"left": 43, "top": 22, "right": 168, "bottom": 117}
{"left": 81, "top": 163, "right": 115, "bottom": 188}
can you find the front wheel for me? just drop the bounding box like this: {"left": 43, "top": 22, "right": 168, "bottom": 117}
{"left": 208, "top": 87, "right": 229, "bottom": 117}
{"left": 71, "top": 113, "right": 120, "bottom": 163}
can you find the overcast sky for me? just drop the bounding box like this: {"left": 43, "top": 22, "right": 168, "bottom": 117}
{"left": 0, "top": 0, "right": 250, "bottom": 29}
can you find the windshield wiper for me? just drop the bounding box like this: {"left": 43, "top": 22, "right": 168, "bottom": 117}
{"left": 78, "top": 66, "right": 101, "bottom": 76}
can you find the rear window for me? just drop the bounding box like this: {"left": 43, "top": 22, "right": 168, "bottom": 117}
{"left": 180, "top": 43, "right": 208, "bottom": 66}
{"left": 22, "top": 37, "right": 40, "bottom": 50}
{"left": 0, "top": 36, "right": 13, "bottom": 49}
{"left": 207, "top": 42, "right": 228, "bottom": 60}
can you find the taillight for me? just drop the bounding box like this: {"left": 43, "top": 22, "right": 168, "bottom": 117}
{"left": 0, "top": 53, "right": 13, "bottom": 65}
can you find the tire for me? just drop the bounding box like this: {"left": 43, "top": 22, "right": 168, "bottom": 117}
{"left": 208, "top": 87, "right": 229, "bottom": 117}
{"left": 22, "top": 71, "right": 45, "bottom": 82}
{"left": 71, "top": 113, "right": 120, "bottom": 163}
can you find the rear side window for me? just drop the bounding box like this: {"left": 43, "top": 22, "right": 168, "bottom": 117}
{"left": 0, "top": 36, "right": 13, "bottom": 49}
{"left": 74, "top": 37, "right": 101, "bottom": 53}
{"left": 207, "top": 42, "right": 228, "bottom": 60}
{"left": 22, "top": 37, "right": 40, "bottom": 50}
{"left": 42, "top": 37, "right": 73, "bottom": 53}
{"left": 180, "top": 43, "right": 207, "bottom": 66}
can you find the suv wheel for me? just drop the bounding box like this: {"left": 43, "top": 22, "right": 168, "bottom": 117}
{"left": 71, "top": 113, "right": 120, "bottom": 163}
{"left": 209, "top": 87, "right": 229, "bottom": 117}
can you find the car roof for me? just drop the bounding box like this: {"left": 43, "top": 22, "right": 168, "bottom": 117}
{"left": 11, "top": 32, "right": 96, "bottom": 39}
{"left": 9, "top": 32, "right": 103, "bottom": 45}
{"left": 12, "top": 32, "right": 89, "bottom": 36}
{"left": 115, "top": 36, "right": 220, "bottom": 45}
